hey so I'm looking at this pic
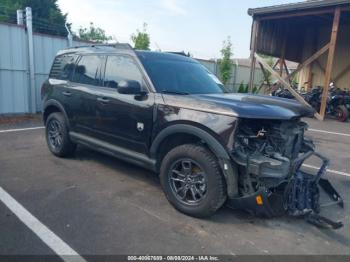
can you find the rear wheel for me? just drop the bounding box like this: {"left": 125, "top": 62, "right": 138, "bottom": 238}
{"left": 45, "top": 112, "right": 76, "bottom": 157}
{"left": 160, "top": 144, "right": 226, "bottom": 218}
{"left": 335, "top": 105, "right": 349, "bottom": 122}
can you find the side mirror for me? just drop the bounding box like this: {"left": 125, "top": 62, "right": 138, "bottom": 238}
{"left": 117, "top": 80, "right": 143, "bottom": 95}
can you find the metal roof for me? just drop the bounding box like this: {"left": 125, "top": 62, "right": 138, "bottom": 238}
{"left": 248, "top": 0, "right": 350, "bottom": 16}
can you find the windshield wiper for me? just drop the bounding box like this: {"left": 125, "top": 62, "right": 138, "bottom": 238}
{"left": 161, "top": 90, "right": 189, "bottom": 95}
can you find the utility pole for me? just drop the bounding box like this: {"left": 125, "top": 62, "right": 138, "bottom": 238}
{"left": 26, "top": 7, "right": 36, "bottom": 113}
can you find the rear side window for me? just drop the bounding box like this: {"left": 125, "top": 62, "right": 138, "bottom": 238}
{"left": 104, "top": 55, "right": 143, "bottom": 89}
{"left": 49, "top": 55, "right": 77, "bottom": 80}
{"left": 72, "top": 55, "right": 104, "bottom": 86}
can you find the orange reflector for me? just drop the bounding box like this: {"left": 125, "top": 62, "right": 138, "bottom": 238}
{"left": 256, "top": 195, "right": 263, "bottom": 205}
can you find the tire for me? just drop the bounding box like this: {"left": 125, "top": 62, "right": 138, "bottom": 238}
{"left": 335, "top": 105, "right": 349, "bottom": 122}
{"left": 45, "top": 112, "right": 76, "bottom": 157}
{"left": 160, "top": 144, "right": 227, "bottom": 218}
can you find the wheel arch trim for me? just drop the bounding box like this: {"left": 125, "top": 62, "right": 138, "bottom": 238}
{"left": 151, "top": 124, "right": 228, "bottom": 159}
{"left": 43, "top": 99, "right": 70, "bottom": 127}
{"left": 151, "top": 124, "right": 238, "bottom": 197}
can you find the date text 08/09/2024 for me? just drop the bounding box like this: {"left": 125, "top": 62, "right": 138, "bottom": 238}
{"left": 127, "top": 256, "right": 219, "bottom": 261}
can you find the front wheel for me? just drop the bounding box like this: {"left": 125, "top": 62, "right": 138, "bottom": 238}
{"left": 335, "top": 105, "right": 349, "bottom": 122}
{"left": 160, "top": 144, "right": 227, "bottom": 218}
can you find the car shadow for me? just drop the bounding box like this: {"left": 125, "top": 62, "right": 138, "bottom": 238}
{"left": 73, "top": 145, "right": 161, "bottom": 187}
{"left": 71, "top": 146, "right": 349, "bottom": 247}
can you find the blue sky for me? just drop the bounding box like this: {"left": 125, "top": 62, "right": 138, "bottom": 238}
{"left": 57, "top": 0, "right": 296, "bottom": 59}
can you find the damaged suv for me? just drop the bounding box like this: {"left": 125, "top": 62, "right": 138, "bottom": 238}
{"left": 42, "top": 44, "right": 343, "bottom": 228}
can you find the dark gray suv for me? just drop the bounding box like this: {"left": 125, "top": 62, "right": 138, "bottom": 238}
{"left": 41, "top": 44, "right": 343, "bottom": 228}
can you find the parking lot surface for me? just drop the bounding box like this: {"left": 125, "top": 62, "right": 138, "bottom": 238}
{"left": 0, "top": 117, "right": 349, "bottom": 258}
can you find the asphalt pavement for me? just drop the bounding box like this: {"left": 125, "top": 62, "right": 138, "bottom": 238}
{"left": 0, "top": 117, "right": 349, "bottom": 259}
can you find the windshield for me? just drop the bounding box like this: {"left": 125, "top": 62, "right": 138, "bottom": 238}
{"left": 140, "top": 58, "right": 226, "bottom": 94}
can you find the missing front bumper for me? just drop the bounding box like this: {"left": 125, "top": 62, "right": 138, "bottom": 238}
{"left": 226, "top": 152, "right": 344, "bottom": 229}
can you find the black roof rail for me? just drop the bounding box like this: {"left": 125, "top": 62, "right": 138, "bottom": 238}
{"left": 68, "top": 43, "right": 133, "bottom": 50}
{"left": 166, "top": 51, "right": 190, "bottom": 57}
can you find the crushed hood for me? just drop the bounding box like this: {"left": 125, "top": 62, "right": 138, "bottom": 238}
{"left": 162, "top": 93, "right": 315, "bottom": 120}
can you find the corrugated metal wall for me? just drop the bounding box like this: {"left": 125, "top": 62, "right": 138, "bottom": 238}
{"left": 0, "top": 22, "right": 88, "bottom": 114}
{"left": 0, "top": 23, "right": 29, "bottom": 114}
{"left": 33, "top": 34, "right": 87, "bottom": 111}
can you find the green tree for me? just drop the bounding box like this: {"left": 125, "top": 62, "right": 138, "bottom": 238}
{"left": 131, "top": 23, "right": 150, "bottom": 50}
{"left": 78, "top": 22, "right": 112, "bottom": 43}
{"left": 0, "top": 0, "right": 69, "bottom": 36}
{"left": 219, "top": 36, "right": 233, "bottom": 86}
{"left": 238, "top": 81, "right": 245, "bottom": 93}
{"left": 264, "top": 56, "right": 275, "bottom": 85}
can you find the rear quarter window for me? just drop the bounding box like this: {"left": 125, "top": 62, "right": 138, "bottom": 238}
{"left": 71, "top": 55, "right": 105, "bottom": 86}
{"left": 49, "top": 55, "right": 77, "bottom": 80}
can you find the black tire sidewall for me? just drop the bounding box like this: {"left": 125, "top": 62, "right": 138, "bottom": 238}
{"left": 160, "top": 144, "right": 226, "bottom": 218}
{"left": 45, "top": 113, "right": 75, "bottom": 157}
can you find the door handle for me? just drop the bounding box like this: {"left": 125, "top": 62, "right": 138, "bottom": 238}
{"left": 62, "top": 91, "right": 72, "bottom": 97}
{"left": 97, "top": 97, "right": 110, "bottom": 104}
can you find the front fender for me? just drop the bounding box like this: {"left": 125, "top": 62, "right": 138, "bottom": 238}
{"left": 151, "top": 124, "right": 238, "bottom": 197}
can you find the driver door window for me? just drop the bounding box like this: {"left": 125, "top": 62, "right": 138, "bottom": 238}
{"left": 104, "top": 55, "right": 143, "bottom": 89}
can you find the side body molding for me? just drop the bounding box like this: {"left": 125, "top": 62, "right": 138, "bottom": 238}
{"left": 151, "top": 124, "right": 238, "bottom": 197}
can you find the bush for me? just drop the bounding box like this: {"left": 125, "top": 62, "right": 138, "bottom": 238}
{"left": 237, "top": 82, "right": 260, "bottom": 94}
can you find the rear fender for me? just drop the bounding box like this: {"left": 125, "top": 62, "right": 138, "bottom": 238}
{"left": 43, "top": 99, "right": 70, "bottom": 128}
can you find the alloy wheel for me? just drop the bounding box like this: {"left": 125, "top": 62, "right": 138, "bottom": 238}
{"left": 168, "top": 159, "right": 207, "bottom": 205}
{"left": 47, "top": 119, "right": 63, "bottom": 150}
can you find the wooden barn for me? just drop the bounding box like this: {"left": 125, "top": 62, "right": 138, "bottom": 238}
{"left": 248, "top": 0, "right": 350, "bottom": 120}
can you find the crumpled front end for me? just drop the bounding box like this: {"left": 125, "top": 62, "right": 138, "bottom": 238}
{"left": 227, "top": 118, "right": 344, "bottom": 229}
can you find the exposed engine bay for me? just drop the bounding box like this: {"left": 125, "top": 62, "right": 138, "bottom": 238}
{"left": 228, "top": 119, "right": 344, "bottom": 229}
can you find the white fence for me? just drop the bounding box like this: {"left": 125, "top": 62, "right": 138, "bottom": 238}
{"left": 0, "top": 22, "right": 88, "bottom": 114}
{"left": 197, "top": 58, "right": 264, "bottom": 92}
